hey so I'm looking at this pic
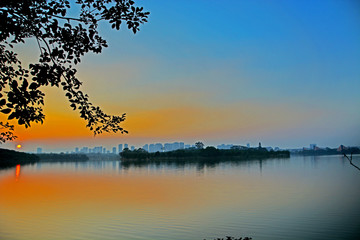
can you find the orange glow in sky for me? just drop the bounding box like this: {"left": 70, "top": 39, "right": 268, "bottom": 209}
{"left": 1, "top": 0, "right": 359, "bottom": 151}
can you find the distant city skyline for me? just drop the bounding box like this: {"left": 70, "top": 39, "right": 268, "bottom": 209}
{"left": 18, "top": 141, "right": 358, "bottom": 154}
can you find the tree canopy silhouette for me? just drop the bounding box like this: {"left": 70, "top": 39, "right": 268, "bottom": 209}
{"left": 0, "top": 0, "right": 149, "bottom": 143}
{"left": 195, "top": 141, "right": 204, "bottom": 149}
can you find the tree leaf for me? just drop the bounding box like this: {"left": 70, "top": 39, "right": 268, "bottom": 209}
{"left": 1, "top": 109, "right": 12, "bottom": 114}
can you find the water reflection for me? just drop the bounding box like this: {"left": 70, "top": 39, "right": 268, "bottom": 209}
{"left": 3, "top": 155, "right": 358, "bottom": 178}
{"left": 0, "top": 155, "right": 359, "bottom": 240}
{"left": 120, "top": 157, "right": 286, "bottom": 174}
{"left": 0, "top": 157, "right": 291, "bottom": 178}
{"left": 15, "top": 164, "right": 20, "bottom": 181}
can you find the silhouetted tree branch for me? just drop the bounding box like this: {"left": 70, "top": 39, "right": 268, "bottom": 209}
{"left": 343, "top": 152, "right": 360, "bottom": 171}
{"left": 0, "top": 121, "right": 17, "bottom": 143}
{"left": 0, "top": 0, "right": 150, "bottom": 143}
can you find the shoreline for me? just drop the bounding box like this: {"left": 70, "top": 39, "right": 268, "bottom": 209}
{"left": 0, "top": 148, "right": 39, "bottom": 169}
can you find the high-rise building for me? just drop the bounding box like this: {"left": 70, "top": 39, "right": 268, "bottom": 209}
{"left": 130, "top": 146, "right": 135, "bottom": 151}
{"left": 164, "top": 143, "right": 172, "bottom": 152}
{"left": 124, "top": 143, "right": 128, "bottom": 150}
{"left": 112, "top": 147, "right": 116, "bottom": 154}
{"left": 149, "top": 144, "right": 155, "bottom": 152}
{"left": 75, "top": 147, "right": 79, "bottom": 153}
{"left": 173, "top": 142, "right": 180, "bottom": 150}
{"left": 310, "top": 144, "right": 317, "bottom": 150}
{"left": 142, "top": 144, "right": 149, "bottom": 152}
{"left": 163, "top": 142, "right": 185, "bottom": 152}
{"left": 217, "top": 144, "right": 233, "bottom": 149}
{"left": 37, "top": 147, "right": 42, "bottom": 154}
{"left": 93, "top": 146, "right": 103, "bottom": 154}
{"left": 155, "top": 143, "right": 163, "bottom": 152}
{"left": 118, "top": 144, "right": 123, "bottom": 153}
{"left": 80, "top": 147, "right": 88, "bottom": 154}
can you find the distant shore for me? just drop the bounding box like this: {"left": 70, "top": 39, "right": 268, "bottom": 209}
{"left": 0, "top": 148, "right": 39, "bottom": 169}
{"left": 120, "top": 147, "right": 290, "bottom": 163}
{"left": 292, "top": 147, "right": 360, "bottom": 156}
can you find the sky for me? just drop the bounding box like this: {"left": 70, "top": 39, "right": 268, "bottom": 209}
{"left": 1, "top": 0, "right": 360, "bottom": 152}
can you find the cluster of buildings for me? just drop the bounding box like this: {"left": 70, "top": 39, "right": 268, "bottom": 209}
{"left": 37, "top": 142, "right": 191, "bottom": 154}
{"left": 68, "top": 142, "right": 203, "bottom": 154}
{"left": 143, "top": 142, "right": 188, "bottom": 152}
{"left": 36, "top": 141, "right": 287, "bottom": 154}
{"left": 34, "top": 143, "right": 360, "bottom": 155}
{"left": 301, "top": 144, "right": 352, "bottom": 152}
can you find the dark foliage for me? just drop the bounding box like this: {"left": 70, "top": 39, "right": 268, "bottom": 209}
{"left": 0, "top": 148, "right": 39, "bottom": 168}
{"left": 195, "top": 141, "right": 204, "bottom": 149}
{"left": 0, "top": 121, "right": 17, "bottom": 143}
{"left": 0, "top": 0, "right": 149, "bottom": 142}
{"left": 120, "top": 147, "right": 290, "bottom": 163}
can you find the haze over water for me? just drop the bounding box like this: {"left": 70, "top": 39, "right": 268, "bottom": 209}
{"left": 1, "top": 155, "right": 359, "bottom": 240}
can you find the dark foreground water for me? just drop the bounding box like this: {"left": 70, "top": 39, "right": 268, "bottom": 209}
{"left": 0, "top": 155, "right": 359, "bottom": 240}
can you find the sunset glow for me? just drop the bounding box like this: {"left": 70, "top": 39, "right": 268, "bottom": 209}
{"left": 1, "top": 1, "right": 359, "bottom": 240}
{"left": 1, "top": 0, "right": 359, "bottom": 152}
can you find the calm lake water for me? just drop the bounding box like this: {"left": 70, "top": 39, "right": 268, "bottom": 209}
{"left": 1, "top": 155, "right": 359, "bottom": 240}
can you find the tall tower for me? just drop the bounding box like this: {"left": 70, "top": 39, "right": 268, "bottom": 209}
{"left": 118, "top": 144, "right": 123, "bottom": 153}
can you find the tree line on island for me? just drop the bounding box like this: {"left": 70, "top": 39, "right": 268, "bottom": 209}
{"left": 0, "top": 148, "right": 92, "bottom": 169}
{"left": 120, "top": 141, "right": 290, "bottom": 163}
{"left": 0, "top": 148, "right": 39, "bottom": 168}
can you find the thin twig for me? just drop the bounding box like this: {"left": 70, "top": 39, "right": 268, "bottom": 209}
{"left": 48, "top": 14, "right": 82, "bottom": 22}
{"left": 344, "top": 153, "right": 360, "bottom": 171}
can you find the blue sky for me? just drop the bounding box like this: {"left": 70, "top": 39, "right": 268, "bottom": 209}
{"left": 91, "top": 0, "right": 360, "bottom": 107}
{"left": 3, "top": 0, "right": 360, "bottom": 152}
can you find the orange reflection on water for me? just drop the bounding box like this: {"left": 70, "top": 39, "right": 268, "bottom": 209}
{"left": 0, "top": 166, "right": 306, "bottom": 240}
{"left": 15, "top": 164, "right": 20, "bottom": 181}
{"left": 0, "top": 169, "right": 293, "bottom": 216}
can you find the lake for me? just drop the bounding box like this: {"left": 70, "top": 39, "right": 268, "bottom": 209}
{"left": 1, "top": 155, "right": 359, "bottom": 240}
